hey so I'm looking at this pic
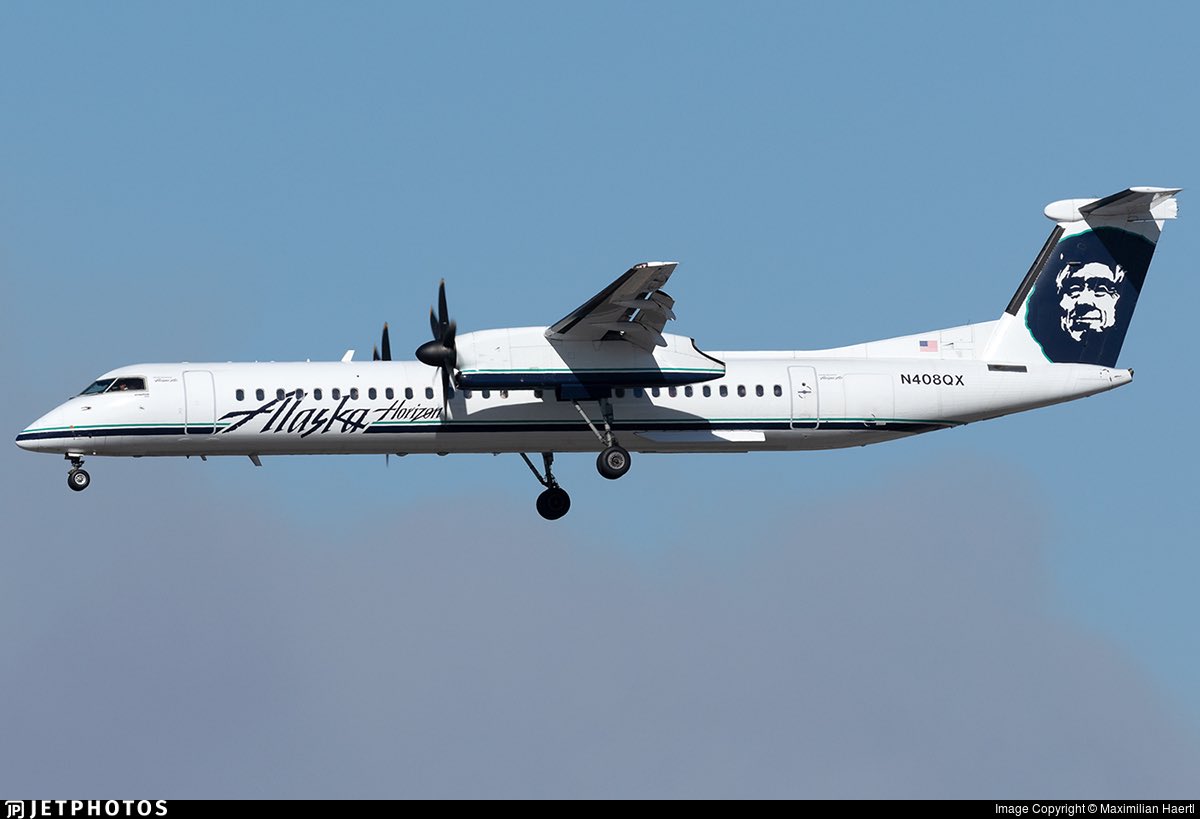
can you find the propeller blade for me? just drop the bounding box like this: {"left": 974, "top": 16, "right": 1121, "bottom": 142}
{"left": 437, "top": 280, "right": 449, "bottom": 336}
{"left": 445, "top": 319, "right": 456, "bottom": 351}
{"left": 372, "top": 344, "right": 380, "bottom": 362}
{"left": 440, "top": 367, "right": 451, "bottom": 413}
{"left": 429, "top": 307, "right": 439, "bottom": 340}
{"left": 381, "top": 322, "right": 391, "bottom": 361}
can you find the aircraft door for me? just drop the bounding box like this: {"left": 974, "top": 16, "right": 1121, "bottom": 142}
{"left": 183, "top": 370, "right": 216, "bottom": 435}
{"left": 788, "top": 366, "right": 819, "bottom": 428}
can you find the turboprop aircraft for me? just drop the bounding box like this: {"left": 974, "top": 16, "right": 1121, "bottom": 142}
{"left": 15, "top": 187, "right": 1180, "bottom": 519}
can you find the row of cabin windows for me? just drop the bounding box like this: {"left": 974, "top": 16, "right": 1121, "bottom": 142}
{"left": 233, "top": 384, "right": 786, "bottom": 402}
{"left": 614, "top": 384, "right": 784, "bottom": 399}
{"left": 235, "top": 386, "right": 426, "bottom": 402}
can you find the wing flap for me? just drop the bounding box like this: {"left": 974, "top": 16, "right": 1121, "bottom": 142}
{"left": 546, "top": 261, "right": 679, "bottom": 350}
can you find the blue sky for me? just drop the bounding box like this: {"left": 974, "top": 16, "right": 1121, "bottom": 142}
{"left": 2, "top": 2, "right": 1198, "bottom": 797}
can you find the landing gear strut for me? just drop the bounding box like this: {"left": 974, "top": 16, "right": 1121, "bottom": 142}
{"left": 521, "top": 452, "right": 571, "bottom": 520}
{"left": 66, "top": 455, "right": 90, "bottom": 492}
{"left": 572, "top": 397, "right": 632, "bottom": 480}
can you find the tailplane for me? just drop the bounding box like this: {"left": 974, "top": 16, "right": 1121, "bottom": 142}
{"left": 982, "top": 187, "right": 1179, "bottom": 366}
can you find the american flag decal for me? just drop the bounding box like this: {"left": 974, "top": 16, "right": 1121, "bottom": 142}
{"left": 919, "top": 340, "right": 938, "bottom": 352}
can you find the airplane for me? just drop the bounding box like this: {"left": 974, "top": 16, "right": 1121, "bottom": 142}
{"left": 15, "top": 186, "right": 1180, "bottom": 519}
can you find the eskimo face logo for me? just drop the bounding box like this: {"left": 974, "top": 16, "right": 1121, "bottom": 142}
{"left": 1025, "top": 227, "right": 1155, "bottom": 367}
{"left": 1056, "top": 260, "right": 1123, "bottom": 342}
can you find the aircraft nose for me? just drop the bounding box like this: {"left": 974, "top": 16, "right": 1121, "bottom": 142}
{"left": 15, "top": 408, "right": 64, "bottom": 452}
{"left": 15, "top": 426, "right": 43, "bottom": 451}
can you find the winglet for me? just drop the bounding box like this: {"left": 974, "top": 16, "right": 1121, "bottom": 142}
{"left": 341, "top": 349, "right": 355, "bottom": 362}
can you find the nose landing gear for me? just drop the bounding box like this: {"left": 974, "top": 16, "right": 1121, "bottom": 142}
{"left": 66, "top": 456, "right": 90, "bottom": 492}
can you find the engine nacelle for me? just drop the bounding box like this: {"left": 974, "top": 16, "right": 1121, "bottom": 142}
{"left": 453, "top": 327, "right": 725, "bottom": 395}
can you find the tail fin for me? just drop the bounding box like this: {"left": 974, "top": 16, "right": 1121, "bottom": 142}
{"left": 982, "top": 187, "right": 1180, "bottom": 366}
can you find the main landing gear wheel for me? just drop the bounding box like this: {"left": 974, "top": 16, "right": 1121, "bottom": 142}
{"left": 67, "top": 468, "right": 91, "bottom": 492}
{"left": 571, "top": 398, "right": 633, "bottom": 480}
{"left": 536, "top": 487, "right": 571, "bottom": 520}
{"left": 597, "top": 445, "right": 631, "bottom": 480}
{"left": 521, "top": 452, "right": 572, "bottom": 520}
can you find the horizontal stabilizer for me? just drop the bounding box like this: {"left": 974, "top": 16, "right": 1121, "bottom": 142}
{"left": 1044, "top": 187, "right": 1180, "bottom": 223}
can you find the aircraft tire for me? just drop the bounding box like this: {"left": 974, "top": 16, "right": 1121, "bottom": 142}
{"left": 536, "top": 487, "right": 571, "bottom": 520}
{"left": 597, "top": 445, "right": 631, "bottom": 480}
{"left": 67, "top": 469, "right": 91, "bottom": 492}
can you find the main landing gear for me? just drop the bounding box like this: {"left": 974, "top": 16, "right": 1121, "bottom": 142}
{"left": 571, "top": 398, "right": 632, "bottom": 480}
{"left": 66, "top": 455, "right": 91, "bottom": 492}
{"left": 521, "top": 452, "right": 571, "bottom": 520}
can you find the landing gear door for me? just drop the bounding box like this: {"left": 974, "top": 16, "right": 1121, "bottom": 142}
{"left": 788, "top": 366, "right": 819, "bottom": 429}
{"left": 183, "top": 370, "right": 216, "bottom": 435}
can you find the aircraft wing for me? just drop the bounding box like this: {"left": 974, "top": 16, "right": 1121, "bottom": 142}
{"left": 545, "top": 261, "right": 678, "bottom": 351}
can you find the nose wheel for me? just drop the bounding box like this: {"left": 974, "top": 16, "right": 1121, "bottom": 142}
{"left": 520, "top": 452, "right": 571, "bottom": 520}
{"left": 66, "top": 456, "right": 91, "bottom": 492}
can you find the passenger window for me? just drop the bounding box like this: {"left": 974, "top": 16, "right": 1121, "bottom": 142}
{"left": 463, "top": 389, "right": 472, "bottom": 399}
{"left": 296, "top": 389, "right": 306, "bottom": 400}
{"left": 350, "top": 388, "right": 359, "bottom": 400}
{"left": 633, "top": 388, "right": 644, "bottom": 398}
{"left": 702, "top": 386, "right": 711, "bottom": 398}
{"left": 402, "top": 388, "right": 411, "bottom": 399}
{"left": 331, "top": 388, "right": 340, "bottom": 400}
{"left": 500, "top": 390, "right": 508, "bottom": 399}
{"left": 277, "top": 389, "right": 285, "bottom": 400}
{"left": 684, "top": 386, "right": 693, "bottom": 397}
{"left": 615, "top": 388, "right": 625, "bottom": 398}
{"left": 368, "top": 388, "right": 377, "bottom": 400}
{"left": 425, "top": 387, "right": 434, "bottom": 399}
{"left": 774, "top": 385, "right": 782, "bottom": 397}
{"left": 668, "top": 387, "right": 677, "bottom": 397}
{"left": 755, "top": 385, "right": 764, "bottom": 397}
{"left": 651, "top": 388, "right": 660, "bottom": 397}
{"left": 719, "top": 385, "right": 729, "bottom": 397}
{"left": 236, "top": 389, "right": 245, "bottom": 401}
{"left": 481, "top": 390, "right": 490, "bottom": 399}
{"left": 256, "top": 389, "right": 265, "bottom": 401}
{"left": 737, "top": 385, "right": 746, "bottom": 398}
{"left": 314, "top": 388, "right": 323, "bottom": 400}
{"left": 111, "top": 377, "right": 145, "bottom": 392}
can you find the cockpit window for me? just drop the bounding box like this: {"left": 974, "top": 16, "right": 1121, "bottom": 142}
{"left": 80, "top": 379, "right": 116, "bottom": 395}
{"left": 111, "top": 377, "right": 146, "bottom": 392}
{"left": 78, "top": 377, "right": 146, "bottom": 395}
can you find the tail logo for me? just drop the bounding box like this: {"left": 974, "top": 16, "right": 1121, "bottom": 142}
{"left": 1025, "top": 227, "right": 1155, "bottom": 366}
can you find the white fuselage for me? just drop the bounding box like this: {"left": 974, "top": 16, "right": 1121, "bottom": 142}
{"left": 15, "top": 321, "right": 1132, "bottom": 460}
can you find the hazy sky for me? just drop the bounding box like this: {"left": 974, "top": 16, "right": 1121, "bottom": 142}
{"left": 3, "top": 1, "right": 1198, "bottom": 798}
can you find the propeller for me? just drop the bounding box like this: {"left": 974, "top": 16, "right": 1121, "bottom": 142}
{"left": 373, "top": 323, "right": 392, "bottom": 362}
{"left": 415, "top": 280, "right": 457, "bottom": 410}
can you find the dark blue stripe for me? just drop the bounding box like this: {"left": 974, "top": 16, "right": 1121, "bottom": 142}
{"left": 17, "top": 419, "right": 956, "bottom": 444}
{"left": 16, "top": 427, "right": 188, "bottom": 441}
{"left": 364, "top": 420, "right": 955, "bottom": 434}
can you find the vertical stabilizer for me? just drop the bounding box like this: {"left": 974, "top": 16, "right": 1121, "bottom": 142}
{"left": 982, "top": 187, "right": 1179, "bottom": 366}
